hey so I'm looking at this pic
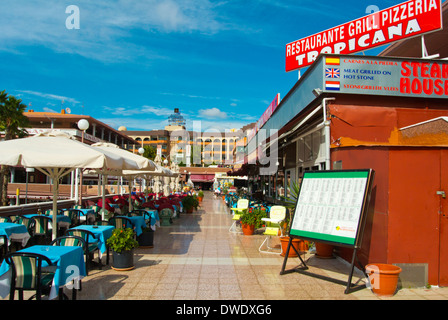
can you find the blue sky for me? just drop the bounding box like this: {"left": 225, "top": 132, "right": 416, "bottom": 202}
{"left": 0, "top": 0, "right": 408, "bottom": 132}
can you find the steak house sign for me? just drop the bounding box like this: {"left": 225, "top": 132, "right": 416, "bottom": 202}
{"left": 286, "top": 0, "right": 443, "bottom": 72}
{"left": 321, "top": 54, "right": 448, "bottom": 98}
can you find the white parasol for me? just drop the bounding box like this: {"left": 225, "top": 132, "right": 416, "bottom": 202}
{"left": 0, "top": 131, "right": 146, "bottom": 239}
{"left": 90, "top": 142, "right": 156, "bottom": 218}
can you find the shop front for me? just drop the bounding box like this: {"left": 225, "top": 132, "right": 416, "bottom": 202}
{"left": 249, "top": 53, "right": 448, "bottom": 286}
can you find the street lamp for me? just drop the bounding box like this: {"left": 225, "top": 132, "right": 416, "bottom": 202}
{"left": 77, "top": 119, "right": 89, "bottom": 206}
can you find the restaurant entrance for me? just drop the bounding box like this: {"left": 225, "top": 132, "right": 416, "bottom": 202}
{"left": 439, "top": 150, "right": 448, "bottom": 286}
{"left": 387, "top": 148, "right": 448, "bottom": 286}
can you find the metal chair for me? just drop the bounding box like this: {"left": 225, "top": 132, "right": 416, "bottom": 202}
{"left": 0, "top": 216, "right": 11, "bottom": 223}
{"left": 108, "top": 216, "right": 133, "bottom": 229}
{"left": 63, "top": 209, "right": 82, "bottom": 227}
{"left": 259, "top": 205, "right": 286, "bottom": 254}
{"left": 159, "top": 208, "right": 173, "bottom": 226}
{"left": 65, "top": 228, "right": 101, "bottom": 276}
{"left": 31, "top": 216, "right": 53, "bottom": 245}
{"left": 4, "top": 252, "right": 55, "bottom": 300}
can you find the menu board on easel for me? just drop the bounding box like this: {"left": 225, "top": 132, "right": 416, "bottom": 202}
{"left": 289, "top": 169, "right": 374, "bottom": 248}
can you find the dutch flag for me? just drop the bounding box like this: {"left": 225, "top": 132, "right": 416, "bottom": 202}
{"left": 325, "top": 81, "right": 340, "bottom": 91}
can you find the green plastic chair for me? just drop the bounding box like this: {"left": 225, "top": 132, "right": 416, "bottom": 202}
{"left": 4, "top": 252, "right": 55, "bottom": 300}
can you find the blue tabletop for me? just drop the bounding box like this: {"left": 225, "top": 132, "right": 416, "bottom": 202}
{"left": 70, "top": 225, "right": 114, "bottom": 256}
{"left": 143, "top": 210, "right": 160, "bottom": 230}
{"left": 115, "top": 216, "right": 147, "bottom": 236}
{"left": 0, "top": 245, "right": 86, "bottom": 300}
{"left": 0, "top": 222, "right": 30, "bottom": 246}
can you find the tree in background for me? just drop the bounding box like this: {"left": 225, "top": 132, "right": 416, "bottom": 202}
{"left": 142, "top": 145, "right": 156, "bottom": 160}
{"left": 0, "top": 91, "right": 30, "bottom": 206}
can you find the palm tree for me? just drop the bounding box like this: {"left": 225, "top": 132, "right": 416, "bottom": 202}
{"left": 0, "top": 91, "right": 30, "bottom": 206}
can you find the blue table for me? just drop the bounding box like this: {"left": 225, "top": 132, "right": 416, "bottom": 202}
{"left": 0, "top": 222, "right": 30, "bottom": 247}
{"left": 144, "top": 210, "right": 160, "bottom": 230}
{"left": 0, "top": 245, "right": 86, "bottom": 300}
{"left": 115, "top": 215, "right": 146, "bottom": 236}
{"left": 70, "top": 225, "right": 114, "bottom": 258}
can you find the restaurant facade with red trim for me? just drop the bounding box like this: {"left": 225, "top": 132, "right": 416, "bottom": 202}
{"left": 246, "top": 47, "right": 448, "bottom": 286}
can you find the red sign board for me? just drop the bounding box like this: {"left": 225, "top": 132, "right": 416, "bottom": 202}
{"left": 257, "top": 93, "right": 280, "bottom": 130}
{"left": 285, "top": 0, "right": 443, "bottom": 72}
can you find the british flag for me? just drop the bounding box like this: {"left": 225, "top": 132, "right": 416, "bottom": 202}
{"left": 325, "top": 68, "right": 340, "bottom": 78}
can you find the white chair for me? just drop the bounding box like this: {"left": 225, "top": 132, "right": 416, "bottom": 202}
{"left": 259, "top": 205, "right": 286, "bottom": 254}
{"left": 229, "top": 199, "right": 249, "bottom": 233}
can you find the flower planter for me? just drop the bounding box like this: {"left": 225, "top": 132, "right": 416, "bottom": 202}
{"left": 241, "top": 223, "right": 255, "bottom": 235}
{"left": 197, "top": 197, "right": 203, "bottom": 202}
{"left": 111, "top": 249, "right": 135, "bottom": 271}
{"left": 315, "top": 242, "right": 335, "bottom": 259}
{"left": 137, "top": 230, "right": 154, "bottom": 248}
{"left": 365, "top": 263, "right": 402, "bottom": 297}
{"left": 280, "top": 237, "right": 303, "bottom": 257}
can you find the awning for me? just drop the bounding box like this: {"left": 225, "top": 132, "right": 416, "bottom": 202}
{"left": 190, "top": 174, "right": 215, "bottom": 182}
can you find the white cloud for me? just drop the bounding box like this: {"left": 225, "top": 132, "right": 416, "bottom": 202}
{"left": 0, "top": 0, "right": 224, "bottom": 63}
{"left": 15, "top": 90, "right": 80, "bottom": 105}
{"left": 199, "top": 107, "right": 227, "bottom": 119}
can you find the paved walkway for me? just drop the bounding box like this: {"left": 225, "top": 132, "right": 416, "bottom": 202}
{"left": 74, "top": 191, "right": 448, "bottom": 301}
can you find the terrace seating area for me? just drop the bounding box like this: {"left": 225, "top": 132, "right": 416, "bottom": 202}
{"left": 0, "top": 191, "right": 447, "bottom": 300}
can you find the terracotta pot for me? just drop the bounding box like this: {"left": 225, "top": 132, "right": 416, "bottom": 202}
{"left": 222, "top": 195, "right": 226, "bottom": 200}
{"left": 366, "top": 263, "right": 402, "bottom": 297}
{"left": 280, "top": 237, "right": 302, "bottom": 257}
{"left": 241, "top": 224, "right": 255, "bottom": 235}
{"left": 197, "top": 197, "right": 203, "bottom": 202}
{"left": 315, "top": 242, "right": 335, "bottom": 258}
{"left": 186, "top": 207, "right": 194, "bottom": 213}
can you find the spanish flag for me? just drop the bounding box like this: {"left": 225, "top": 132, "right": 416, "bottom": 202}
{"left": 326, "top": 57, "right": 340, "bottom": 65}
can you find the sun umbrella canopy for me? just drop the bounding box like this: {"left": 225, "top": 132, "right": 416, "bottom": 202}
{"left": 0, "top": 131, "right": 147, "bottom": 240}
{"left": 91, "top": 142, "right": 156, "bottom": 172}
{"left": 122, "top": 164, "right": 174, "bottom": 178}
{"left": 0, "top": 131, "right": 141, "bottom": 170}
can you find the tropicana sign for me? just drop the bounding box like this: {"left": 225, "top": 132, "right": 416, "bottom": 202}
{"left": 285, "top": 0, "right": 443, "bottom": 72}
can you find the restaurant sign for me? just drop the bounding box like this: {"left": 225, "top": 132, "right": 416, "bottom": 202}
{"left": 321, "top": 54, "right": 448, "bottom": 98}
{"left": 247, "top": 93, "right": 280, "bottom": 143}
{"left": 286, "top": 0, "right": 443, "bottom": 72}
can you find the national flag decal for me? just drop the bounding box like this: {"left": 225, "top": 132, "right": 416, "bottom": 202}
{"left": 325, "top": 81, "right": 340, "bottom": 91}
{"left": 325, "top": 68, "right": 340, "bottom": 78}
{"left": 325, "top": 57, "right": 340, "bottom": 65}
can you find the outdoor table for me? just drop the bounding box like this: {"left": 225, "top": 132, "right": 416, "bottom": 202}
{"left": 70, "top": 225, "right": 114, "bottom": 258}
{"left": 0, "top": 222, "right": 30, "bottom": 247}
{"left": 144, "top": 209, "right": 160, "bottom": 231}
{"left": 62, "top": 208, "right": 95, "bottom": 222}
{"left": 116, "top": 215, "right": 146, "bottom": 236}
{"left": 0, "top": 245, "right": 86, "bottom": 300}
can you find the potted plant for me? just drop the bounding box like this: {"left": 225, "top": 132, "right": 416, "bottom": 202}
{"left": 137, "top": 226, "right": 154, "bottom": 248}
{"left": 106, "top": 228, "right": 139, "bottom": 271}
{"left": 240, "top": 209, "right": 255, "bottom": 235}
{"left": 197, "top": 190, "right": 204, "bottom": 202}
{"left": 222, "top": 186, "right": 228, "bottom": 200}
{"left": 181, "top": 195, "right": 196, "bottom": 213}
{"left": 280, "top": 181, "right": 308, "bottom": 257}
{"left": 240, "top": 208, "right": 266, "bottom": 235}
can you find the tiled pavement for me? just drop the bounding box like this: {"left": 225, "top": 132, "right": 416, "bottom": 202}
{"left": 74, "top": 192, "right": 448, "bottom": 301}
